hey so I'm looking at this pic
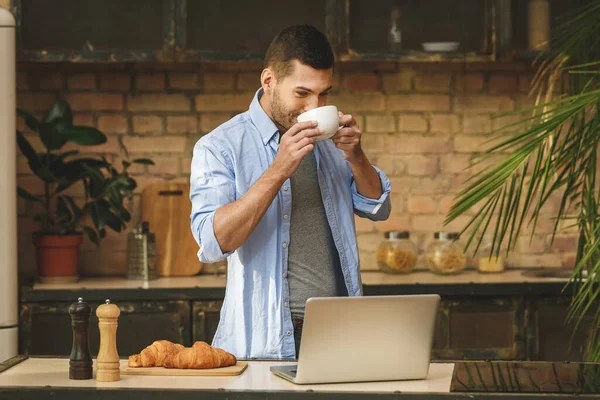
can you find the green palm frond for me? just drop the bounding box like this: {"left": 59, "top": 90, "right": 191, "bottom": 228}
{"left": 446, "top": 0, "right": 600, "bottom": 361}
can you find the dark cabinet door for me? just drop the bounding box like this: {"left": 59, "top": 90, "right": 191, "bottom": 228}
{"left": 15, "top": 0, "right": 176, "bottom": 62}
{"left": 192, "top": 300, "right": 223, "bottom": 344}
{"left": 432, "top": 297, "right": 526, "bottom": 360}
{"left": 527, "top": 297, "right": 596, "bottom": 361}
{"left": 175, "top": 0, "right": 330, "bottom": 61}
{"left": 20, "top": 300, "right": 191, "bottom": 356}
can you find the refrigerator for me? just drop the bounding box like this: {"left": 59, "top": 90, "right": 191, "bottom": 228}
{"left": 0, "top": 7, "right": 18, "bottom": 362}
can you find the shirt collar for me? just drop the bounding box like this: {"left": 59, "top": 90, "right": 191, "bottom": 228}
{"left": 249, "top": 88, "right": 280, "bottom": 145}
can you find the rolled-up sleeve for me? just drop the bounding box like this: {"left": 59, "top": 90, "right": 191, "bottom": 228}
{"left": 351, "top": 165, "right": 392, "bottom": 221}
{"left": 189, "top": 138, "right": 235, "bottom": 263}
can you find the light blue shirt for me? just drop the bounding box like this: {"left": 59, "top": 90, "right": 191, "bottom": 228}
{"left": 189, "top": 88, "right": 392, "bottom": 359}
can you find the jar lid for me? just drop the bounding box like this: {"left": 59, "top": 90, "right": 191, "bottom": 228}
{"left": 434, "top": 232, "right": 459, "bottom": 240}
{"left": 385, "top": 231, "right": 409, "bottom": 239}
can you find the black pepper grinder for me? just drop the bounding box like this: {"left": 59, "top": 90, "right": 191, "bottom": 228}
{"left": 68, "top": 297, "right": 93, "bottom": 380}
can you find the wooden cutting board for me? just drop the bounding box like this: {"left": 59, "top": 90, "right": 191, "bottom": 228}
{"left": 140, "top": 183, "right": 203, "bottom": 276}
{"left": 121, "top": 361, "right": 248, "bottom": 376}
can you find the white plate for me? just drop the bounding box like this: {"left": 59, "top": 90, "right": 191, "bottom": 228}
{"left": 421, "top": 42, "right": 460, "bottom": 52}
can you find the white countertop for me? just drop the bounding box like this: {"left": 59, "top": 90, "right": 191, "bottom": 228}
{"left": 0, "top": 358, "right": 455, "bottom": 393}
{"left": 30, "top": 269, "right": 567, "bottom": 291}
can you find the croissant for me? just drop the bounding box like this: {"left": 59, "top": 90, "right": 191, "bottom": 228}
{"left": 163, "top": 341, "right": 237, "bottom": 369}
{"left": 128, "top": 340, "right": 185, "bottom": 368}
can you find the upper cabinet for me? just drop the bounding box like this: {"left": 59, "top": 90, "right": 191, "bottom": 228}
{"left": 338, "top": 0, "right": 496, "bottom": 62}
{"left": 13, "top": 0, "right": 592, "bottom": 63}
{"left": 14, "top": 0, "right": 176, "bottom": 62}
{"left": 175, "top": 0, "right": 329, "bottom": 61}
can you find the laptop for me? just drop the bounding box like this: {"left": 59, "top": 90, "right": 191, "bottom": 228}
{"left": 270, "top": 294, "right": 440, "bottom": 385}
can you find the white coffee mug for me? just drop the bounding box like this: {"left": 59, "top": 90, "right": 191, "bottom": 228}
{"left": 297, "top": 105, "right": 342, "bottom": 141}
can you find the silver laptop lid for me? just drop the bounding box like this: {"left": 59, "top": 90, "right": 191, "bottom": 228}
{"left": 294, "top": 294, "right": 440, "bottom": 384}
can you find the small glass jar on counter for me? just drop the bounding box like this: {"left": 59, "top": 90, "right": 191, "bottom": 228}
{"left": 425, "top": 232, "right": 467, "bottom": 275}
{"left": 377, "top": 231, "right": 418, "bottom": 274}
{"left": 476, "top": 234, "right": 505, "bottom": 273}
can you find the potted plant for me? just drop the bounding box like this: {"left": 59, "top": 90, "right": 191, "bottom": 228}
{"left": 17, "top": 99, "right": 153, "bottom": 282}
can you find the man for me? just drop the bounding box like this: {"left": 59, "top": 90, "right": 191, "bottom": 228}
{"left": 190, "top": 24, "right": 391, "bottom": 359}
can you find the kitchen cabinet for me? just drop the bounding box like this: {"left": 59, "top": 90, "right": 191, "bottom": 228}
{"left": 192, "top": 300, "right": 223, "bottom": 343}
{"left": 14, "top": 0, "right": 176, "bottom": 62}
{"left": 19, "top": 300, "right": 191, "bottom": 356}
{"left": 13, "top": 0, "right": 506, "bottom": 63}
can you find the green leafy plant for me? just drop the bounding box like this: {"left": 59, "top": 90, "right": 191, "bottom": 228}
{"left": 446, "top": 1, "right": 600, "bottom": 361}
{"left": 17, "top": 99, "right": 153, "bottom": 245}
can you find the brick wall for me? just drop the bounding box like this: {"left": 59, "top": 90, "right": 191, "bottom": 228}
{"left": 14, "top": 61, "right": 578, "bottom": 278}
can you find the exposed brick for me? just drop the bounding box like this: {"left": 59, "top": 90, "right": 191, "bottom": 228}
{"left": 463, "top": 115, "right": 492, "bottom": 134}
{"left": 456, "top": 73, "right": 485, "bottom": 93}
{"left": 195, "top": 93, "right": 253, "bottom": 112}
{"left": 72, "top": 114, "right": 95, "bottom": 126}
{"left": 408, "top": 195, "right": 437, "bottom": 214}
{"left": 136, "top": 73, "right": 166, "bottom": 91}
{"left": 236, "top": 72, "right": 260, "bottom": 91}
{"left": 128, "top": 94, "right": 190, "bottom": 112}
{"left": 182, "top": 156, "right": 192, "bottom": 175}
{"left": 415, "top": 73, "right": 452, "bottom": 92}
{"left": 390, "top": 196, "right": 404, "bottom": 214}
{"left": 439, "top": 195, "right": 458, "bottom": 214}
{"left": 373, "top": 215, "right": 413, "bottom": 233}
{"left": 65, "top": 93, "right": 123, "bottom": 111}
{"left": 203, "top": 73, "right": 236, "bottom": 92}
{"left": 386, "top": 135, "right": 452, "bottom": 154}
{"left": 148, "top": 155, "right": 180, "bottom": 176}
{"left": 167, "top": 116, "right": 197, "bottom": 134}
{"left": 354, "top": 215, "right": 376, "bottom": 234}
{"left": 516, "top": 236, "right": 547, "bottom": 254}
{"left": 200, "top": 113, "right": 232, "bottom": 132}
{"left": 169, "top": 73, "right": 199, "bottom": 90}
{"left": 121, "top": 136, "right": 187, "bottom": 153}
{"left": 17, "top": 93, "right": 56, "bottom": 112}
{"left": 112, "top": 155, "right": 145, "bottom": 175}
{"left": 99, "top": 73, "right": 131, "bottom": 91}
{"left": 550, "top": 235, "right": 578, "bottom": 253}
{"left": 489, "top": 75, "right": 518, "bottom": 94}
{"left": 491, "top": 114, "right": 524, "bottom": 131}
{"left": 328, "top": 93, "right": 386, "bottom": 112}
{"left": 63, "top": 136, "right": 121, "bottom": 154}
{"left": 382, "top": 70, "right": 414, "bottom": 92}
{"left": 455, "top": 95, "right": 514, "bottom": 113}
{"left": 388, "top": 95, "right": 450, "bottom": 112}
{"left": 366, "top": 115, "right": 395, "bottom": 133}
{"left": 453, "top": 135, "right": 493, "bottom": 153}
{"left": 133, "top": 115, "right": 163, "bottom": 134}
{"left": 390, "top": 176, "right": 452, "bottom": 195}
{"left": 361, "top": 134, "right": 385, "bottom": 154}
{"left": 404, "top": 155, "right": 438, "bottom": 176}
{"left": 67, "top": 74, "right": 96, "bottom": 90}
{"left": 508, "top": 254, "right": 562, "bottom": 268}
{"left": 518, "top": 74, "right": 534, "bottom": 93}
{"left": 398, "top": 115, "right": 428, "bottom": 132}
{"left": 0, "top": 1, "right": 10, "bottom": 9}
{"left": 343, "top": 74, "right": 379, "bottom": 92}
{"left": 98, "top": 115, "right": 129, "bottom": 134}
{"left": 38, "top": 73, "right": 64, "bottom": 90}
{"left": 430, "top": 114, "right": 460, "bottom": 133}
{"left": 440, "top": 154, "right": 473, "bottom": 173}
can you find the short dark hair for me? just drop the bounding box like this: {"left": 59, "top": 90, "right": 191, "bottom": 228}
{"left": 264, "top": 24, "right": 335, "bottom": 80}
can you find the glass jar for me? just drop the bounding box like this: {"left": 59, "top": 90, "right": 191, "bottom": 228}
{"left": 377, "top": 231, "right": 418, "bottom": 274}
{"left": 425, "top": 232, "right": 467, "bottom": 275}
{"left": 476, "top": 234, "right": 505, "bottom": 273}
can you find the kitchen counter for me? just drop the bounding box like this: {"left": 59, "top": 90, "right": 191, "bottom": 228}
{"left": 1, "top": 357, "right": 597, "bottom": 400}
{"left": 21, "top": 269, "right": 573, "bottom": 302}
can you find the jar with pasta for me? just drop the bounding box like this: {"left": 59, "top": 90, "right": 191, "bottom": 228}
{"left": 377, "top": 231, "right": 418, "bottom": 274}
{"left": 425, "top": 232, "right": 467, "bottom": 275}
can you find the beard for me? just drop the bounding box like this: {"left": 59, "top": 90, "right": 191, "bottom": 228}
{"left": 271, "top": 88, "right": 300, "bottom": 133}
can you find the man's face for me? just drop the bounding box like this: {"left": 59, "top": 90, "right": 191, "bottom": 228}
{"left": 269, "top": 59, "right": 333, "bottom": 131}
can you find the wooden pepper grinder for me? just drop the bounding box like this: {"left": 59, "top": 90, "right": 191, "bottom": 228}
{"left": 69, "top": 297, "right": 93, "bottom": 380}
{"left": 96, "top": 299, "right": 121, "bottom": 382}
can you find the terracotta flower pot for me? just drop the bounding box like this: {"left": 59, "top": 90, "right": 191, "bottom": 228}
{"left": 33, "top": 233, "right": 83, "bottom": 283}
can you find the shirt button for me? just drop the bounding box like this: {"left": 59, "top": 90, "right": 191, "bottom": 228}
{"left": 284, "top": 302, "right": 289, "bottom": 308}
{"left": 283, "top": 185, "right": 289, "bottom": 191}
{"left": 286, "top": 331, "right": 292, "bottom": 336}
{"left": 282, "top": 273, "right": 287, "bottom": 278}
{"left": 283, "top": 214, "right": 289, "bottom": 220}
{"left": 282, "top": 242, "right": 287, "bottom": 249}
